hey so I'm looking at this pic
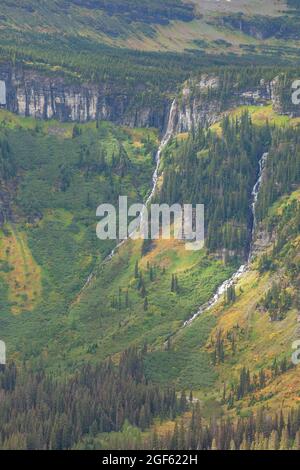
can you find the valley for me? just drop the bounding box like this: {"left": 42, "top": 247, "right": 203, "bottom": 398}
{"left": 1, "top": 68, "right": 300, "bottom": 447}
{"left": 1, "top": 0, "right": 300, "bottom": 451}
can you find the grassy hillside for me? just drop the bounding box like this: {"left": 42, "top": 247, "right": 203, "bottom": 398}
{"left": 2, "top": 100, "right": 300, "bottom": 383}
{"left": 204, "top": 189, "right": 300, "bottom": 414}
{"left": 2, "top": 0, "right": 300, "bottom": 452}
{"left": 0, "top": 0, "right": 300, "bottom": 73}
{"left": 0, "top": 110, "right": 159, "bottom": 366}
{"left": 1, "top": 96, "right": 300, "bottom": 448}
{"left": 154, "top": 109, "right": 300, "bottom": 419}
{"left": 78, "top": 121, "right": 300, "bottom": 451}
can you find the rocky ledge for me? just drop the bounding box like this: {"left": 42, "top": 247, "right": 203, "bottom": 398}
{"left": 0, "top": 62, "right": 169, "bottom": 129}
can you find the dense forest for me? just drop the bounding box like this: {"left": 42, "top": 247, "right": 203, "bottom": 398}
{"left": 151, "top": 405, "right": 300, "bottom": 450}
{"left": 79, "top": 397, "right": 300, "bottom": 450}
{"left": 66, "top": 0, "right": 195, "bottom": 24}
{"left": 0, "top": 348, "right": 186, "bottom": 450}
{"left": 256, "top": 127, "right": 300, "bottom": 221}
{"left": 159, "top": 113, "right": 271, "bottom": 256}
{"left": 2, "top": 347, "right": 300, "bottom": 450}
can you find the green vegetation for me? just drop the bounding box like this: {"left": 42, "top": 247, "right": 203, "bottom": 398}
{"left": 259, "top": 282, "right": 293, "bottom": 322}
{"left": 0, "top": 111, "right": 158, "bottom": 363}
{"left": 0, "top": 348, "right": 187, "bottom": 450}
{"left": 67, "top": 236, "right": 235, "bottom": 371}
{"left": 145, "top": 311, "right": 218, "bottom": 389}
{"left": 0, "top": 108, "right": 237, "bottom": 374}
{"left": 1, "top": 55, "right": 300, "bottom": 449}
{"left": 159, "top": 112, "right": 271, "bottom": 255}
{"left": 257, "top": 128, "right": 300, "bottom": 221}
{"left": 0, "top": 0, "right": 299, "bottom": 62}
{"left": 220, "top": 14, "right": 300, "bottom": 40}
{"left": 66, "top": 0, "right": 195, "bottom": 24}
{"left": 143, "top": 104, "right": 300, "bottom": 417}
{"left": 1, "top": 0, "right": 300, "bottom": 451}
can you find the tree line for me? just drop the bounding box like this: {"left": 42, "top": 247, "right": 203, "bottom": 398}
{"left": 159, "top": 112, "right": 271, "bottom": 258}
{"left": 0, "top": 348, "right": 186, "bottom": 450}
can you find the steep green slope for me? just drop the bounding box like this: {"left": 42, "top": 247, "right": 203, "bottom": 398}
{"left": 1, "top": 96, "right": 300, "bottom": 449}
{"left": 0, "top": 0, "right": 300, "bottom": 66}
{"left": 62, "top": 106, "right": 299, "bottom": 387}
{"left": 0, "top": 111, "right": 158, "bottom": 367}
{"left": 0, "top": 347, "right": 188, "bottom": 450}
{"left": 152, "top": 110, "right": 300, "bottom": 416}
{"left": 2, "top": 98, "right": 300, "bottom": 383}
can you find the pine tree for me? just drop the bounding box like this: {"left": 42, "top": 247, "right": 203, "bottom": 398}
{"left": 171, "top": 423, "right": 179, "bottom": 450}
{"left": 179, "top": 391, "right": 187, "bottom": 412}
{"left": 268, "top": 430, "right": 279, "bottom": 450}
{"left": 211, "top": 438, "right": 218, "bottom": 450}
{"left": 293, "top": 431, "right": 300, "bottom": 450}
{"left": 179, "top": 420, "right": 186, "bottom": 450}
{"left": 279, "top": 427, "right": 290, "bottom": 450}
{"left": 134, "top": 261, "right": 139, "bottom": 279}
{"left": 171, "top": 275, "right": 175, "bottom": 293}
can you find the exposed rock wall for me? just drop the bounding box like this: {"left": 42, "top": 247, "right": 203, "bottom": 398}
{"left": 0, "top": 63, "right": 299, "bottom": 135}
{"left": 167, "top": 75, "right": 279, "bottom": 135}
{"left": 0, "top": 62, "right": 169, "bottom": 129}
{"left": 217, "top": 15, "right": 300, "bottom": 41}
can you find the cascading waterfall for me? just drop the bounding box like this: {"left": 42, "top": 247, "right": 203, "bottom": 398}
{"left": 248, "top": 152, "right": 269, "bottom": 262}
{"left": 79, "top": 99, "right": 178, "bottom": 293}
{"left": 78, "top": 97, "right": 268, "bottom": 319}
{"left": 105, "top": 98, "right": 178, "bottom": 262}
{"left": 183, "top": 152, "right": 269, "bottom": 328}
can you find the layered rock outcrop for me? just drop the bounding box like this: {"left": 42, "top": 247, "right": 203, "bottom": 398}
{"left": 166, "top": 73, "right": 300, "bottom": 135}
{"left": 0, "top": 62, "right": 169, "bottom": 129}
{"left": 167, "top": 75, "right": 283, "bottom": 135}
{"left": 0, "top": 63, "right": 299, "bottom": 135}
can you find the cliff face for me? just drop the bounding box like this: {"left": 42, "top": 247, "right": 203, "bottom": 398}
{"left": 0, "top": 63, "right": 299, "bottom": 135}
{"left": 0, "top": 63, "right": 169, "bottom": 129}
{"left": 167, "top": 74, "right": 300, "bottom": 135}
{"left": 217, "top": 15, "right": 300, "bottom": 41}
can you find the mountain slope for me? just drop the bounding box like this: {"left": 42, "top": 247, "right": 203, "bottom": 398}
{"left": 0, "top": 0, "right": 300, "bottom": 61}
{"left": 1, "top": 65, "right": 300, "bottom": 448}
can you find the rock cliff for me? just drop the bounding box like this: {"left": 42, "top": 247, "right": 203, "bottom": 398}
{"left": 167, "top": 74, "right": 300, "bottom": 135}
{"left": 0, "top": 62, "right": 169, "bottom": 129}
{"left": 0, "top": 63, "right": 299, "bottom": 135}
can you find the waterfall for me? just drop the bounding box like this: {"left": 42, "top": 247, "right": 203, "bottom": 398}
{"left": 144, "top": 99, "right": 178, "bottom": 209}
{"left": 77, "top": 99, "right": 268, "bottom": 320}
{"left": 79, "top": 99, "right": 177, "bottom": 293}
{"left": 183, "top": 152, "right": 269, "bottom": 328}
{"left": 105, "top": 99, "right": 177, "bottom": 262}
{"left": 248, "top": 152, "right": 269, "bottom": 262}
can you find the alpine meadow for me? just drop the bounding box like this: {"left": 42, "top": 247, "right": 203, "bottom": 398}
{"left": 1, "top": 0, "right": 300, "bottom": 455}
